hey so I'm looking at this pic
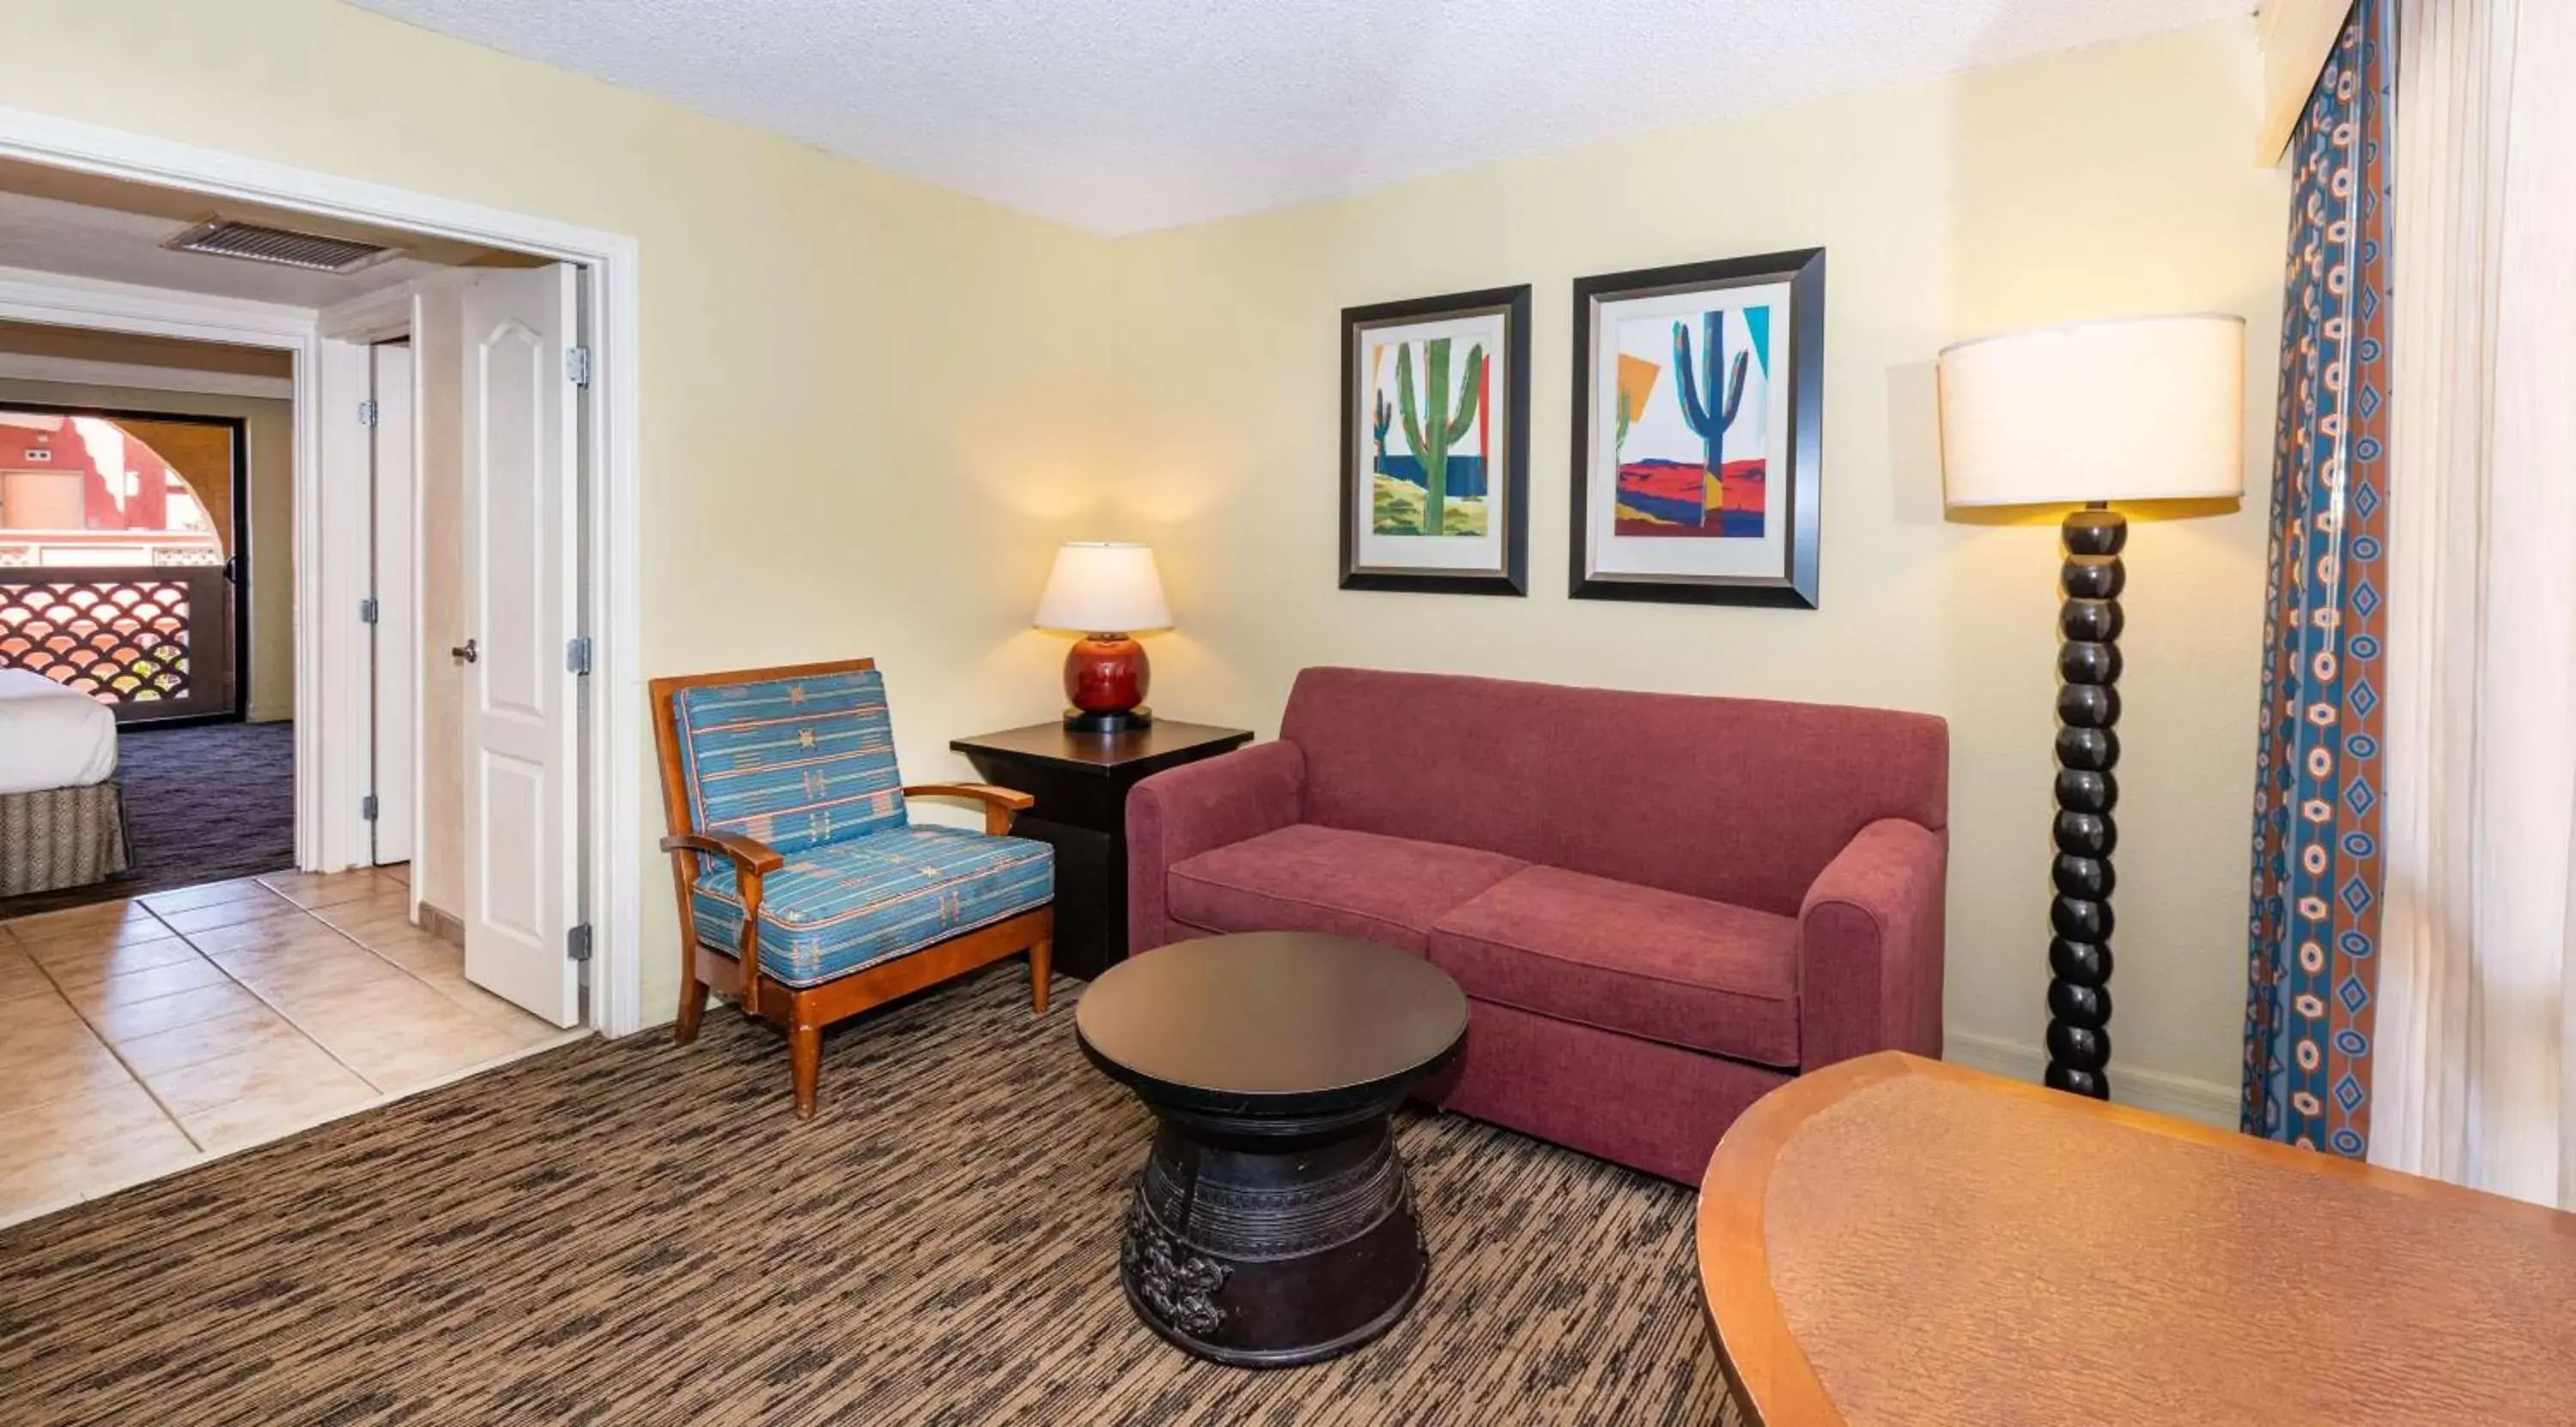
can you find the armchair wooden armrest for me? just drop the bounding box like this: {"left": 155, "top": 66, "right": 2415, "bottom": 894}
{"left": 903, "top": 782, "right": 1037, "bottom": 835}
{"left": 659, "top": 829, "right": 787, "bottom": 876}
{"left": 659, "top": 829, "right": 787, "bottom": 1011}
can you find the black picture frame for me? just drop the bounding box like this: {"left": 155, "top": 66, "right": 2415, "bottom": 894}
{"left": 1569, "top": 248, "right": 1826, "bottom": 608}
{"left": 1339, "top": 284, "right": 1531, "bottom": 596}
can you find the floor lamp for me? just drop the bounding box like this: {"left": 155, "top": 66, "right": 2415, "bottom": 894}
{"left": 1937, "top": 315, "right": 2245, "bottom": 1099}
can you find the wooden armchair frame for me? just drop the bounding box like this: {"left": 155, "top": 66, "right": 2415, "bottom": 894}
{"left": 649, "top": 658, "right": 1054, "bottom": 1117}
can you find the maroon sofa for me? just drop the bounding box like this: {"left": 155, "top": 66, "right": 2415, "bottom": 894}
{"left": 1125, "top": 667, "right": 1948, "bottom": 1183}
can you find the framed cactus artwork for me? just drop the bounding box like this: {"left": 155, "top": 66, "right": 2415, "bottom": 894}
{"left": 1339, "top": 285, "right": 1531, "bottom": 595}
{"left": 1571, "top": 249, "right": 1826, "bottom": 607}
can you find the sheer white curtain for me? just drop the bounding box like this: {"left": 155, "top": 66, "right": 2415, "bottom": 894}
{"left": 2372, "top": 0, "right": 2576, "bottom": 1206}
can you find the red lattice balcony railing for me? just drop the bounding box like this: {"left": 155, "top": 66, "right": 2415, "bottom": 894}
{"left": 0, "top": 566, "right": 231, "bottom": 722}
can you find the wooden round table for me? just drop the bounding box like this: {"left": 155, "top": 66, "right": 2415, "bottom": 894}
{"left": 1076, "top": 932, "right": 1467, "bottom": 1367}
{"left": 1697, "top": 1052, "right": 2576, "bottom": 1425}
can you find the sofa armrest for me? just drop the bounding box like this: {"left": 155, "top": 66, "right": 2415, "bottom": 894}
{"left": 1797, "top": 817, "right": 1947, "bottom": 1069}
{"left": 1126, "top": 739, "right": 1306, "bottom": 956}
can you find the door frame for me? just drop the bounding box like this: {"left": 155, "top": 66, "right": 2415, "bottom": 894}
{"left": 0, "top": 103, "right": 647, "bottom": 1038}
{"left": 0, "top": 398, "right": 251, "bottom": 725}
{"left": 368, "top": 338, "right": 418, "bottom": 870}
{"left": 314, "top": 295, "right": 422, "bottom": 906}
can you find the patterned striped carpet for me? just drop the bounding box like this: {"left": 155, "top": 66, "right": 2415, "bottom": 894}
{"left": 0, "top": 965, "right": 1735, "bottom": 1425}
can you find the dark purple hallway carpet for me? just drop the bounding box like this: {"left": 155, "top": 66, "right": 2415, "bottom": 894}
{"left": 0, "top": 720, "right": 295, "bottom": 918}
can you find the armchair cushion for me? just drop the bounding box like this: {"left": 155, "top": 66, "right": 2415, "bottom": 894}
{"left": 1165, "top": 823, "right": 1525, "bottom": 952}
{"left": 690, "top": 825, "right": 1053, "bottom": 987}
{"left": 1427, "top": 866, "right": 1801, "bottom": 1067}
{"left": 673, "top": 667, "right": 908, "bottom": 860}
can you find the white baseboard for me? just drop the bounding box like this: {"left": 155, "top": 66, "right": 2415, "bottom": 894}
{"left": 1942, "top": 1029, "right": 2239, "bottom": 1128}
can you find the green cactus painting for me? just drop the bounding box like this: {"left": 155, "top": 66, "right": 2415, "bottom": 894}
{"left": 1355, "top": 313, "right": 1504, "bottom": 542}
{"left": 1394, "top": 337, "right": 1485, "bottom": 536}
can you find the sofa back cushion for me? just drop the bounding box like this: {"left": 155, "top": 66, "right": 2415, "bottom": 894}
{"left": 673, "top": 666, "right": 908, "bottom": 857}
{"left": 1279, "top": 666, "right": 1947, "bottom": 916}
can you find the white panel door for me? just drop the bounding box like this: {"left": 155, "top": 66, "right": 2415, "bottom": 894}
{"left": 369, "top": 341, "right": 416, "bottom": 866}
{"left": 459, "top": 264, "right": 581, "bottom": 1027}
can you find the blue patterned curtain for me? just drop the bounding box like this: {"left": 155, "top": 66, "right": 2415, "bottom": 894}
{"left": 2243, "top": 0, "right": 2391, "bottom": 1158}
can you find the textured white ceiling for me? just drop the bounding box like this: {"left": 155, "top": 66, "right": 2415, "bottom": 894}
{"left": 351, "top": 0, "right": 2251, "bottom": 234}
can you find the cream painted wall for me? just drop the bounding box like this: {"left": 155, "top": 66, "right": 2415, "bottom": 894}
{"left": 2, "top": 0, "right": 1125, "bottom": 1019}
{"left": 8, "top": 3, "right": 2286, "bottom": 1105}
{"left": 1100, "top": 21, "right": 2287, "bottom": 1107}
{"left": 0, "top": 377, "right": 295, "bottom": 721}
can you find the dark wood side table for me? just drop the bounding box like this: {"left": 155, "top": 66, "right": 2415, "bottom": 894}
{"left": 951, "top": 720, "right": 1252, "bottom": 981}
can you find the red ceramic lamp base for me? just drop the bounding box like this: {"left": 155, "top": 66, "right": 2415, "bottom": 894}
{"left": 1063, "top": 634, "right": 1153, "bottom": 732}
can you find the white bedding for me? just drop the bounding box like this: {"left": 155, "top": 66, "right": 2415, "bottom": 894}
{"left": 0, "top": 669, "right": 118, "bottom": 795}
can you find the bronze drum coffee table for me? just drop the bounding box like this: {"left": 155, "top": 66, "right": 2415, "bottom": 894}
{"left": 1076, "top": 932, "right": 1467, "bottom": 1367}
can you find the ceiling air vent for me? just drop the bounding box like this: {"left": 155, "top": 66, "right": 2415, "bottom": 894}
{"left": 162, "top": 217, "right": 403, "bottom": 274}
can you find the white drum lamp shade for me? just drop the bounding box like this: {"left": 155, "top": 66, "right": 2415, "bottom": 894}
{"left": 1939, "top": 315, "right": 2247, "bottom": 507}
{"left": 1033, "top": 542, "right": 1172, "bottom": 635}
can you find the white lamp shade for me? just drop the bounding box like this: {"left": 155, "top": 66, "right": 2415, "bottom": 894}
{"left": 1033, "top": 542, "right": 1172, "bottom": 634}
{"left": 1938, "top": 314, "right": 2246, "bottom": 507}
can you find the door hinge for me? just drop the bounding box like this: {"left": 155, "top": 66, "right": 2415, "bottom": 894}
{"left": 567, "top": 923, "right": 594, "bottom": 962}
{"left": 357, "top": 398, "right": 380, "bottom": 428}
{"left": 565, "top": 345, "right": 592, "bottom": 388}
{"left": 360, "top": 794, "right": 380, "bottom": 822}
{"left": 565, "top": 635, "right": 592, "bottom": 676}
{"left": 358, "top": 596, "right": 380, "bottom": 625}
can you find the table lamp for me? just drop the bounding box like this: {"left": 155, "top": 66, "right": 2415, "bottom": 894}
{"left": 1035, "top": 542, "right": 1172, "bottom": 733}
{"left": 1938, "top": 314, "right": 2245, "bottom": 1100}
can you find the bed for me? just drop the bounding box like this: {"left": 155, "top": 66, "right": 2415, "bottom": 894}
{"left": 0, "top": 668, "right": 131, "bottom": 897}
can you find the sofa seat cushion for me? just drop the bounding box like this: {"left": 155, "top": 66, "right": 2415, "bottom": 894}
{"left": 1427, "top": 865, "right": 1801, "bottom": 1067}
{"left": 1166, "top": 823, "right": 1527, "bottom": 952}
{"left": 691, "top": 825, "right": 1054, "bottom": 988}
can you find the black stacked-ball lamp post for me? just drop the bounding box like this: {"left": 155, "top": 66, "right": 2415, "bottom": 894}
{"left": 2048, "top": 502, "right": 2123, "bottom": 1099}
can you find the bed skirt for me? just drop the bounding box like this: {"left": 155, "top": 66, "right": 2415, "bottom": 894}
{"left": 0, "top": 780, "right": 134, "bottom": 898}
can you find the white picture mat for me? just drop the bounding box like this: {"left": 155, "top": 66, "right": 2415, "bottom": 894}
{"left": 1584, "top": 278, "right": 1795, "bottom": 581}
{"left": 1352, "top": 309, "right": 1510, "bottom": 574}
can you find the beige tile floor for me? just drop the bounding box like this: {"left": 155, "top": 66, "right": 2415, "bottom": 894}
{"left": 0, "top": 865, "right": 584, "bottom": 1229}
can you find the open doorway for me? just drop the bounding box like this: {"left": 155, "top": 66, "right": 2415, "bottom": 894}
{"left": 0, "top": 392, "right": 299, "bottom": 913}
{"left": 0, "top": 128, "right": 635, "bottom": 1224}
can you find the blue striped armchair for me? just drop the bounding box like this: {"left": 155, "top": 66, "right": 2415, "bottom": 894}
{"left": 651, "top": 659, "right": 1055, "bottom": 1116}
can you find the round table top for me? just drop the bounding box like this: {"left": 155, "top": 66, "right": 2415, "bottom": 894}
{"left": 1075, "top": 932, "right": 1467, "bottom": 1114}
{"left": 1696, "top": 1053, "right": 2576, "bottom": 1427}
